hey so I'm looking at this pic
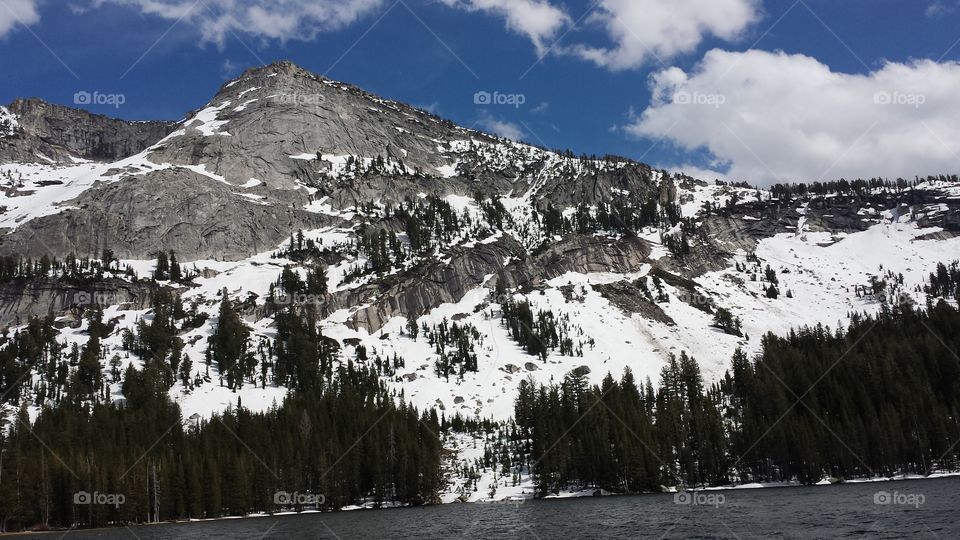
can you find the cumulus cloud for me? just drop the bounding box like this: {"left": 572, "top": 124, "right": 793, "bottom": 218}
{"left": 19, "top": 0, "right": 758, "bottom": 72}
{"left": 626, "top": 49, "right": 960, "bottom": 186}
{"left": 569, "top": 0, "right": 760, "bottom": 70}
{"left": 90, "top": 0, "right": 385, "bottom": 45}
{"left": 440, "top": 0, "right": 759, "bottom": 70}
{"left": 476, "top": 111, "right": 525, "bottom": 141}
{"left": 0, "top": 0, "right": 40, "bottom": 38}
{"left": 437, "top": 0, "right": 570, "bottom": 54}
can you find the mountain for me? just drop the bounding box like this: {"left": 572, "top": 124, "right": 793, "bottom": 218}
{"left": 0, "top": 61, "right": 661, "bottom": 262}
{"left": 1, "top": 60, "right": 959, "bottom": 456}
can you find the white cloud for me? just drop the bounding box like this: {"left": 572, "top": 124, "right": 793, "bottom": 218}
{"left": 626, "top": 49, "right": 960, "bottom": 186}
{"left": 0, "top": 0, "right": 40, "bottom": 38}
{"left": 476, "top": 111, "right": 525, "bottom": 140}
{"left": 926, "top": 1, "right": 958, "bottom": 18}
{"left": 440, "top": 0, "right": 759, "bottom": 70}
{"left": 569, "top": 0, "right": 761, "bottom": 70}
{"left": 671, "top": 164, "right": 729, "bottom": 184}
{"left": 438, "top": 0, "right": 569, "bottom": 54}
{"left": 91, "top": 0, "right": 385, "bottom": 45}
{"left": 220, "top": 58, "right": 243, "bottom": 78}
{"left": 419, "top": 102, "right": 442, "bottom": 115}
{"left": 26, "top": 0, "right": 756, "bottom": 73}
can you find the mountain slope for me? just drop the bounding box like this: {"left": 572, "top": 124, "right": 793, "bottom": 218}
{"left": 0, "top": 60, "right": 958, "bottom": 428}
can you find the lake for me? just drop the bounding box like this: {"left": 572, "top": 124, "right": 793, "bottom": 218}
{"left": 20, "top": 477, "right": 960, "bottom": 539}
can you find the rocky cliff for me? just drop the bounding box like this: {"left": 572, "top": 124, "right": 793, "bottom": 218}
{"left": 0, "top": 168, "right": 332, "bottom": 261}
{"left": 0, "top": 98, "right": 176, "bottom": 163}
{"left": 0, "top": 277, "right": 159, "bottom": 327}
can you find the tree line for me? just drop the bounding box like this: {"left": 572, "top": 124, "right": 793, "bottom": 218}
{"left": 0, "top": 351, "right": 441, "bottom": 531}
{"left": 513, "top": 300, "right": 960, "bottom": 495}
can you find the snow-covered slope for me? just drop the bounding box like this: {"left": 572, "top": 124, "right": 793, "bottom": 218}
{"left": 0, "top": 106, "right": 18, "bottom": 137}
{"left": 9, "top": 184, "right": 956, "bottom": 425}
{"left": 1, "top": 61, "right": 959, "bottom": 457}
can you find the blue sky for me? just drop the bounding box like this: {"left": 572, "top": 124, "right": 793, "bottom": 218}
{"left": 2, "top": 0, "right": 960, "bottom": 185}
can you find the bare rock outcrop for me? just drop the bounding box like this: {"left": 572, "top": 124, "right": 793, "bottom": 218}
{"left": 0, "top": 168, "right": 332, "bottom": 261}
{"left": 499, "top": 234, "right": 652, "bottom": 291}
{"left": 0, "top": 98, "right": 176, "bottom": 163}
{"left": 145, "top": 61, "right": 496, "bottom": 193}
{"left": 330, "top": 234, "right": 653, "bottom": 333}
{"left": 334, "top": 235, "right": 526, "bottom": 331}
{"left": 0, "top": 277, "right": 159, "bottom": 327}
{"left": 592, "top": 281, "right": 674, "bottom": 325}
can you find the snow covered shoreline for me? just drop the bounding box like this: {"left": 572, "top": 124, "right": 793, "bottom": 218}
{"left": 455, "top": 470, "right": 960, "bottom": 504}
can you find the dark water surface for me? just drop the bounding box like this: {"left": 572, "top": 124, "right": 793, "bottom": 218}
{"left": 21, "top": 477, "right": 960, "bottom": 539}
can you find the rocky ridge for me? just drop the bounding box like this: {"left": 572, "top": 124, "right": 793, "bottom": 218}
{"left": 0, "top": 98, "right": 176, "bottom": 163}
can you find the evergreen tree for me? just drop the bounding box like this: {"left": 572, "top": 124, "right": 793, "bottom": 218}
{"left": 154, "top": 252, "right": 170, "bottom": 281}
{"left": 209, "top": 292, "right": 252, "bottom": 390}
{"left": 168, "top": 251, "right": 182, "bottom": 282}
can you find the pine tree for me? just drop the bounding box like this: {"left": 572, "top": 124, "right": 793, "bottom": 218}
{"left": 209, "top": 292, "right": 251, "bottom": 390}
{"left": 168, "top": 251, "right": 182, "bottom": 282}
{"left": 154, "top": 251, "right": 170, "bottom": 281}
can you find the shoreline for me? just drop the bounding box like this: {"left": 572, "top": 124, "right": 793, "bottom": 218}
{"left": 6, "top": 471, "right": 959, "bottom": 536}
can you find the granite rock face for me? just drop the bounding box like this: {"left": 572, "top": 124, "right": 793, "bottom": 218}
{"left": 0, "top": 98, "right": 176, "bottom": 163}
{"left": 328, "top": 234, "right": 654, "bottom": 333}
{"left": 331, "top": 235, "right": 526, "bottom": 331}
{"left": 0, "top": 277, "right": 160, "bottom": 327}
{"left": 0, "top": 168, "right": 332, "bottom": 261}
{"left": 145, "top": 61, "right": 663, "bottom": 208}
{"left": 145, "top": 61, "right": 495, "bottom": 193}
